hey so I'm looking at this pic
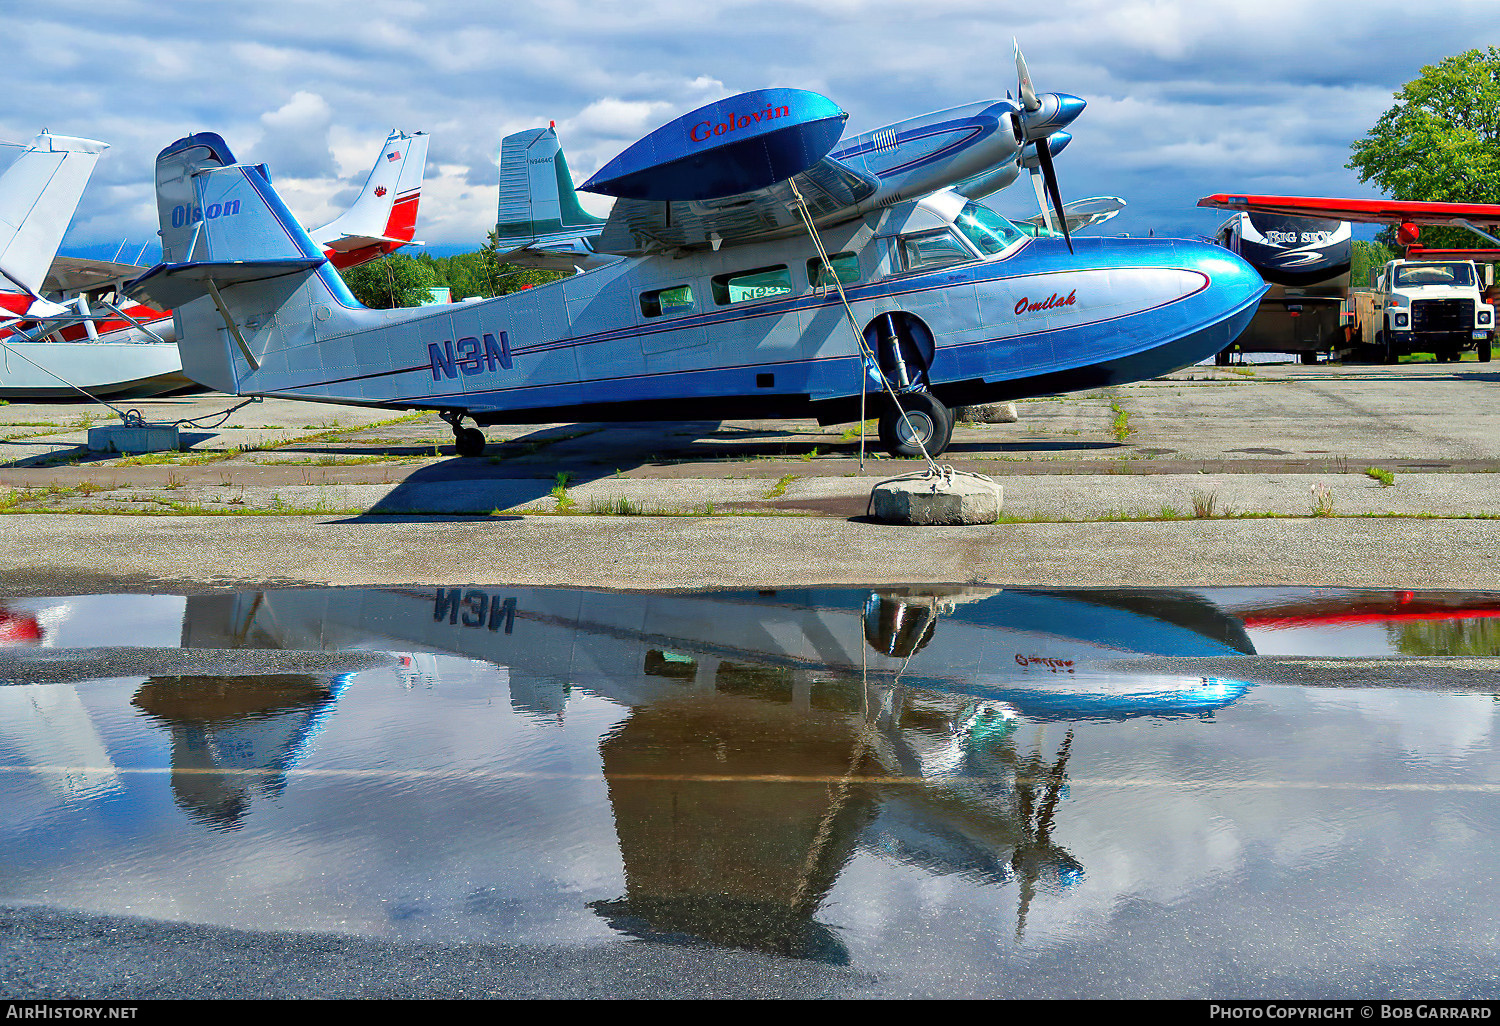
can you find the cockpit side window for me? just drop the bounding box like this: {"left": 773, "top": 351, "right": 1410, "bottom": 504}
{"left": 954, "top": 202, "right": 1028, "bottom": 255}
{"left": 899, "top": 229, "right": 975, "bottom": 272}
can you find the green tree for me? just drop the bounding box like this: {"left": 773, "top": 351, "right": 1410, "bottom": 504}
{"left": 1350, "top": 239, "right": 1396, "bottom": 288}
{"left": 477, "top": 227, "right": 567, "bottom": 296}
{"left": 1349, "top": 48, "right": 1500, "bottom": 250}
{"left": 340, "top": 254, "right": 439, "bottom": 308}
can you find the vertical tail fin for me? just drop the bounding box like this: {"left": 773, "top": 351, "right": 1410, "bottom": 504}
{"left": 0, "top": 133, "right": 108, "bottom": 299}
{"left": 494, "top": 125, "right": 606, "bottom": 249}
{"left": 129, "top": 133, "right": 359, "bottom": 394}
{"left": 309, "top": 129, "right": 429, "bottom": 268}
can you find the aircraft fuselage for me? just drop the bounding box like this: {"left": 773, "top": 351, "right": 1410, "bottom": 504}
{"left": 182, "top": 189, "right": 1265, "bottom": 429}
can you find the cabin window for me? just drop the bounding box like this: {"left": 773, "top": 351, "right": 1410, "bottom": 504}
{"left": 711, "top": 265, "right": 793, "bottom": 305}
{"left": 899, "top": 229, "right": 975, "bottom": 272}
{"left": 640, "top": 284, "right": 695, "bottom": 318}
{"left": 807, "top": 252, "right": 861, "bottom": 288}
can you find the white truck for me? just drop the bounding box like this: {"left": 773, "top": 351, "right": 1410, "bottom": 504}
{"left": 1350, "top": 259, "right": 1494, "bottom": 363}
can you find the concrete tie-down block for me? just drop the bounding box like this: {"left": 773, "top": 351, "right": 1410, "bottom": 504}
{"left": 87, "top": 423, "right": 181, "bottom": 454}
{"left": 869, "top": 469, "right": 1003, "bottom": 525}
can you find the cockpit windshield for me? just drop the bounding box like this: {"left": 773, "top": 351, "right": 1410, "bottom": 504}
{"left": 954, "top": 202, "right": 1028, "bottom": 256}
{"left": 1394, "top": 262, "right": 1475, "bottom": 287}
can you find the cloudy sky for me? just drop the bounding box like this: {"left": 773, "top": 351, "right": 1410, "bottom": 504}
{"left": 6, "top": 0, "right": 1497, "bottom": 260}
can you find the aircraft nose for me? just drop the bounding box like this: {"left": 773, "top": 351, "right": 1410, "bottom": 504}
{"left": 1023, "top": 93, "right": 1087, "bottom": 141}
{"left": 1168, "top": 238, "right": 1269, "bottom": 326}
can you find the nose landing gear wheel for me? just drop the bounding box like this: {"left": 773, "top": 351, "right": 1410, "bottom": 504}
{"left": 878, "top": 392, "right": 953, "bottom": 458}
{"left": 455, "top": 427, "right": 487, "bottom": 458}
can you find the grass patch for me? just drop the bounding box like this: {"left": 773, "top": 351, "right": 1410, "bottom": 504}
{"left": 551, "top": 472, "right": 576, "bottom": 512}
{"left": 1109, "top": 401, "right": 1134, "bottom": 443}
{"left": 763, "top": 473, "right": 797, "bottom": 500}
{"left": 1311, "top": 482, "right": 1335, "bottom": 517}
{"left": 1365, "top": 466, "right": 1396, "bottom": 486}
{"left": 839, "top": 420, "right": 878, "bottom": 442}
{"left": 253, "top": 454, "right": 419, "bottom": 466}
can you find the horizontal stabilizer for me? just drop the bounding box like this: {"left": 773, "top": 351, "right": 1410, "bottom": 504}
{"left": 324, "top": 232, "right": 427, "bottom": 252}
{"left": 44, "top": 255, "right": 149, "bottom": 294}
{"left": 126, "top": 257, "right": 323, "bottom": 310}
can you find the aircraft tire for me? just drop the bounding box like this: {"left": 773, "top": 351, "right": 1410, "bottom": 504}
{"left": 878, "top": 393, "right": 952, "bottom": 459}
{"left": 455, "top": 427, "right": 487, "bottom": 458}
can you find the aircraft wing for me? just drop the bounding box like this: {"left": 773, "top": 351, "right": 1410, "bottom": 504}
{"left": 1022, "top": 195, "right": 1124, "bottom": 235}
{"left": 579, "top": 87, "right": 885, "bottom": 254}
{"left": 43, "top": 255, "right": 149, "bottom": 294}
{"left": 593, "top": 154, "right": 879, "bottom": 253}
{"left": 1198, "top": 194, "right": 1500, "bottom": 228}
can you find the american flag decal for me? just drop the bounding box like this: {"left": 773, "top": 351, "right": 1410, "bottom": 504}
{"left": 388, "top": 150, "right": 401, "bottom": 161}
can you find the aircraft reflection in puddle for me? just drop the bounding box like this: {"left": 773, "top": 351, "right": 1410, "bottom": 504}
{"left": 130, "top": 673, "right": 349, "bottom": 829}
{"left": 150, "top": 585, "right": 1253, "bottom": 959}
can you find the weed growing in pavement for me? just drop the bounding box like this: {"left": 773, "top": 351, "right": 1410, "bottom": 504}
{"left": 1311, "top": 482, "right": 1335, "bottom": 516}
{"left": 764, "top": 474, "right": 797, "bottom": 499}
{"left": 551, "top": 472, "right": 576, "bottom": 512}
{"left": 1365, "top": 467, "right": 1395, "bottom": 486}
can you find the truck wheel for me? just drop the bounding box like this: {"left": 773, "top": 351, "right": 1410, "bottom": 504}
{"left": 1482, "top": 339, "right": 1493, "bottom": 363}
{"left": 878, "top": 393, "right": 953, "bottom": 459}
{"left": 1300, "top": 351, "right": 1317, "bottom": 365}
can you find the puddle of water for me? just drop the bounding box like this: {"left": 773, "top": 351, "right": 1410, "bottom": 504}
{"left": 1, "top": 585, "right": 1498, "bottom": 996}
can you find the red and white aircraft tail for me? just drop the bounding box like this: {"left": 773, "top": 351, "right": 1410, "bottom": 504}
{"left": 0, "top": 133, "right": 107, "bottom": 319}
{"left": 309, "top": 129, "right": 428, "bottom": 268}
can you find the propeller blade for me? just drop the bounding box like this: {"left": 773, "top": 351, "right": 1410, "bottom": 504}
{"left": 1035, "top": 139, "right": 1073, "bottom": 254}
{"left": 1014, "top": 39, "right": 1040, "bottom": 112}
{"left": 1028, "top": 164, "right": 1053, "bottom": 232}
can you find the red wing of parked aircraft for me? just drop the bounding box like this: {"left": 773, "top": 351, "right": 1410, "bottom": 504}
{"left": 1198, "top": 194, "right": 1500, "bottom": 229}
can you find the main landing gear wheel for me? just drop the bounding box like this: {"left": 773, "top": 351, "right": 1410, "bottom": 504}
{"left": 455, "top": 427, "right": 487, "bottom": 458}
{"left": 878, "top": 392, "right": 953, "bottom": 459}
{"left": 440, "top": 410, "right": 487, "bottom": 457}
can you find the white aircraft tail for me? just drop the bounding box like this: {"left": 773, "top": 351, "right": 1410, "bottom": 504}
{"left": 308, "top": 129, "right": 428, "bottom": 265}
{"left": 127, "top": 133, "right": 365, "bottom": 394}
{"left": 494, "top": 125, "right": 605, "bottom": 249}
{"left": 0, "top": 133, "right": 108, "bottom": 298}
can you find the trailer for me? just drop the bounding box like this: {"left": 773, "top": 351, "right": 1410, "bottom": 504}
{"left": 1212, "top": 212, "right": 1351, "bottom": 364}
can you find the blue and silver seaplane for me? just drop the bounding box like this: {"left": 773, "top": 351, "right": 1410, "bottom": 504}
{"left": 128, "top": 50, "right": 1265, "bottom": 458}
